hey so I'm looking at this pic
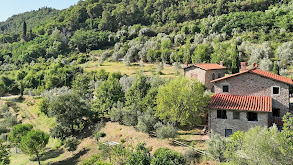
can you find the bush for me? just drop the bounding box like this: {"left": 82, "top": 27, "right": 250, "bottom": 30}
{"left": 95, "top": 131, "right": 106, "bottom": 141}
{"left": 155, "top": 123, "right": 177, "bottom": 139}
{"left": 0, "top": 104, "right": 9, "bottom": 114}
{"left": 136, "top": 109, "right": 157, "bottom": 133}
{"left": 64, "top": 136, "right": 80, "bottom": 152}
{"left": 110, "top": 102, "right": 124, "bottom": 123}
{"left": 184, "top": 148, "right": 197, "bottom": 164}
{"left": 151, "top": 147, "right": 185, "bottom": 165}
{"left": 82, "top": 154, "right": 112, "bottom": 165}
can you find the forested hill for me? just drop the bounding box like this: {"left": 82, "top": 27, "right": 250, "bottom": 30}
{"left": 0, "top": 7, "right": 60, "bottom": 34}
{"left": 1, "top": 0, "right": 293, "bottom": 95}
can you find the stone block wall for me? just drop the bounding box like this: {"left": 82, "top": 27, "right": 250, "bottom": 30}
{"left": 213, "top": 72, "right": 290, "bottom": 117}
{"left": 184, "top": 66, "right": 206, "bottom": 85}
{"left": 208, "top": 109, "right": 268, "bottom": 136}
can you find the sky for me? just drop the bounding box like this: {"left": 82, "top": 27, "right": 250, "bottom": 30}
{"left": 0, "top": 0, "right": 80, "bottom": 22}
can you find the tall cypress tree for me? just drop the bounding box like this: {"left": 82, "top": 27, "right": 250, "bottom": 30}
{"left": 22, "top": 21, "right": 27, "bottom": 41}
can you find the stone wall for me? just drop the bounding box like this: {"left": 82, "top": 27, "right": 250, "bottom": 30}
{"left": 184, "top": 66, "right": 225, "bottom": 90}
{"left": 208, "top": 109, "right": 268, "bottom": 136}
{"left": 205, "top": 70, "right": 225, "bottom": 90}
{"left": 184, "top": 66, "right": 206, "bottom": 85}
{"left": 213, "top": 72, "right": 290, "bottom": 117}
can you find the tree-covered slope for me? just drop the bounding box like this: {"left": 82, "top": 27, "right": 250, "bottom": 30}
{"left": 0, "top": 7, "right": 60, "bottom": 34}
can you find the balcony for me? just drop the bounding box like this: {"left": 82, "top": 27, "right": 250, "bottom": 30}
{"left": 268, "top": 117, "right": 283, "bottom": 126}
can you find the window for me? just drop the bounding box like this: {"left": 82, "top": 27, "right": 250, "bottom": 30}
{"left": 247, "top": 112, "right": 258, "bottom": 121}
{"left": 217, "top": 110, "right": 227, "bottom": 119}
{"left": 212, "top": 73, "right": 215, "bottom": 80}
{"left": 272, "top": 108, "right": 280, "bottom": 117}
{"left": 223, "top": 85, "right": 229, "bottom": 92}
{"left": 233, "top": 112, "right": 240, "bottom": 119}
{"left": 225, "top": 129, "right": 232, "bottom": 137}
{"left": 272, "top": 86, "right": 280, "bottom": 95}
{"left": 218, "top": 73, "right": 221, "bottom": 78}
{"left": 211, "top": 86, "right": 215, "bottom": 93}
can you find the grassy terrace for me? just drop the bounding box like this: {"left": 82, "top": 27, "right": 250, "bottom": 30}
{"left": 82, "top": 61, "right": 183, "bottom": 78}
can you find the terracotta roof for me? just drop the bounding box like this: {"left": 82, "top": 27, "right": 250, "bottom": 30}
{"left": 183, "top": 63, "right": 226, "bottom": 70}
{"left": 207, "top": 94, "right": 272, "bottom": 112}
{"left": 211, "top": 68, "right": 293, "bottom": 85}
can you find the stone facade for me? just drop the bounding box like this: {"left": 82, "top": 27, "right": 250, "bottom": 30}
{"left": 184, "top": 66, "right": 225, "bottom": 90}
{"left": 212, "top": 72, "right": 290, "bottom": 116}
{"left": 208, "top": 110, "right": 268, "bottom": 136}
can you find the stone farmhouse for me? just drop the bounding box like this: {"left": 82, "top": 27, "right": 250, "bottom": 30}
{"left": 184, "top": 62, "right": 293, "bottom": 137}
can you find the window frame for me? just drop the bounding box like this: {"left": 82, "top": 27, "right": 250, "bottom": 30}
{"left": 272, "top": 86, "right": 280, "bottom": 95}
{"left": 217, "top": 110, "right": 227, "bottom": 119}
{"left": 233, "top": 111, "right": 240, "bottom": 119}
{"left": 225, "top": 129, "right": 233, "bottom": 137}
{"left": 247, "top": 112, "right": 258, "bottom": 121}
{"left": 218, "top": 73, "right": 222, "bottom": 78}
{"left": 212, "top": 73, "right": 215, "bottom": 80}
{"left": 222, "top": 84, "right": 229, "bottom": 93}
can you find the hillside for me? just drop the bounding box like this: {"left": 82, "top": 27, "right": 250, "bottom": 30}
{"left": 0, "top": 7, "right": 60, "bottom": 34}
{"left": 1, "top": 0, "right": 293, "bottom": 165}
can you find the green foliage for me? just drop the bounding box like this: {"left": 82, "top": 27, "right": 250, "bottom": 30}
{"left": 39, "top": 98, "right": 49, "bottom": 115}
{"left": 206, "top": 132, "right": 227, "bottom": 162}
{"left": 154, "top": 122, "right": 177, "bottom": 139}
{"left": 8, "top": 124, "right": 33, "bottom": 147}
{"left": 192, "top": 44, "right": 213, "bottom": 63}
{"left": 92, "top": 74, "right": 124, "bottom": 116}
{"left": 20, "top": 129, "right": 49, "bottom": 165}
{"left": 151, "top": 147, "right": 185, "bottom": 165}
{"left": 126, "top": 143, "right": 151, "bottom": 165}
{"left": 64, "top": 136, "right": 80, "bottom": 152}
{"left": 0, "top": 140, "right": 10, "bottom": 165}
{"left": 82, "top": 154, "right": 113, "bottom": 165}
{"left": 155, "top": 77, "right": 210, "bottom": 126}
{"left": 136, "top": 108, "right": 157, "bottom": 133}
{"left": 0, "top": 7, "right": 59, "bottom": 34}
{"left": 71, "top": 30, "right": 115, "bottom": 52}
{"left": 49, "top": 93, "right": 89, "bottom": 137}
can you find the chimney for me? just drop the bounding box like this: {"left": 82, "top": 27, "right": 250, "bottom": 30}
{"left": 253, "top": 63, "right": 258, "bottom": 68}
{"left": 220, "top": 61, "right": 223, "bottom": 67}
{"left": 185, "top": 61, "right": 188, "bottom": 67}
{"left": 240, "top": 62, "right": 247, "bottom": 72}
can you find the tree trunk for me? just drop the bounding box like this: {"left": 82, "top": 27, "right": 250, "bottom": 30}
{"left": 37, "top": 153, "right": 41, "bottom": 165}
{"left": 71, "top": 124, "right": 74, "bottom": 135}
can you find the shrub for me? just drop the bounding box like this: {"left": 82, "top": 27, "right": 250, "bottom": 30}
{"left": 155, "top": 123, "right": 177, "bottom": 139}
{"left": 64, "top": 136, "right": 80, "bottom": 152}
{"left": 136, "top": 109, "right": 157, "bottom": 133}
{"left": 95, "top": 131, "right": 106, "bottom": 141}
{"left": 82, "top": 154, "right": 112, "bottom": 165}
{"left": 184, "top": 148, "right": 197, "bottom": 164}
{"left": 151, "top": 147, "right": 185, "bottom": 165}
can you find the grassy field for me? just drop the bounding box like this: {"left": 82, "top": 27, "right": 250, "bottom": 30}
{"left": 82, "top": 61, "right": 183, "bottom": 78}
{"left": 99, "top": 122, "right": 208, "bottom": 155}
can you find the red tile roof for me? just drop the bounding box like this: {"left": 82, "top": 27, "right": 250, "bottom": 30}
{"left": 183, "top": 63, "right": 226, "bottom": 70}
{"left": 211, "top": 68, "right": 293, "bottom": 85}
{"left": 207, "top": 94, "right": 272, "bottom": 112}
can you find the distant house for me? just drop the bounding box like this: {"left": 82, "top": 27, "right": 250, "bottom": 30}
{"left": 183, "top": 62, "right": 226, "bottom": 92}
{"left": 184, "top": 62, "right": 293, "bottom": 137}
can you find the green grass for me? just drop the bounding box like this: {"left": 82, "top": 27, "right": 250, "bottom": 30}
{"left": 82, "top": 61, "right": 183, "bottom": 78}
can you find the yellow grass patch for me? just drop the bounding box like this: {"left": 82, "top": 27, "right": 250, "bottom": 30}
{"left": 82, "top": 61, "right": 183, "bottom": 78}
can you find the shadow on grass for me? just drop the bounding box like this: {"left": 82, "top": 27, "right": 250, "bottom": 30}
{"left": 50, "top": 148, "right": 90, "bottom": 165}
{"left": 40, "top": 148, "right": 64, "bottom": 161}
